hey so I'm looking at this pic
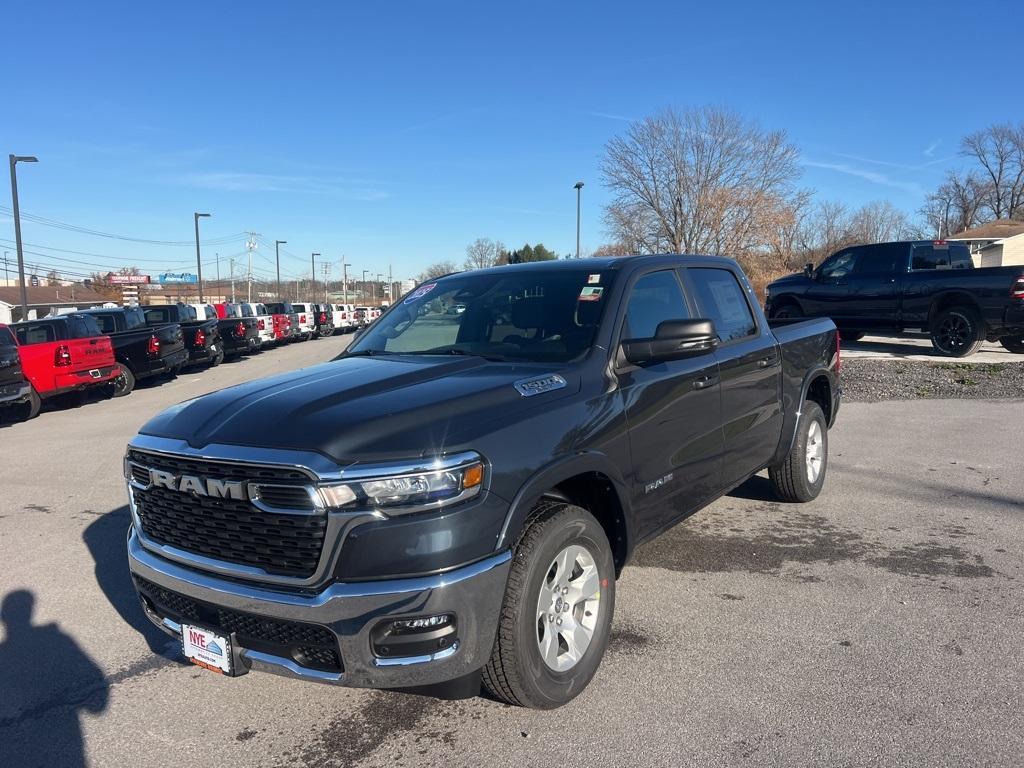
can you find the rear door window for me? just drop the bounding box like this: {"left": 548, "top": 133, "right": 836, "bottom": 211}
{"left": 92, "top": 314, "right": 118, "bottom": 334}
{"left": 912, "top": 244, "right": 951, "bottom": 270}
{"left": 687, "top": 268, "right": 758, "bottom": 342}
{"left": 69, "top": 315, "right": 102, "bottom": 338}
{"left": 854, "top": 244, "right": 904, "bottom": 274}
{"left": 949, "top": 244, "right": 973, "bottom": 269}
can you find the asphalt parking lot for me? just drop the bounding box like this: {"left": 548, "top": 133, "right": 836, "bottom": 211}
{"left": 1, "top": 335, "right": 1022, "bottom": 768}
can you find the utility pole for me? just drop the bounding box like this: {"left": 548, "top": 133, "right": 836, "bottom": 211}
{"left": 2, "top": 250, "right": 9, "bottom": 287}
{"left": 322, "top": 263, "right": 331, "bottom": 303}
{"left": 230, "top": 257, "right": 236, "bottom": 303}
{"left": 9, "top": 154, "right": 38, "bottom": 321}
{"left": 362, "top": 269, "right": 368, "bottom": 302}
{"left": 214, "top": 251, "right": 220, "bottom": 302}
{"left": 245, "top": 233, "right": 259, "bottom": 303}
{"left": 275, "top": 240, "right": 286, "bottom": 300}
{"left": 340, "top": 257, "right": 350, "bottom": 305}
{"left": 574, "top": 181, "right": 584, "bottom": 259}
{"left": 194, "top": 212, "right": 211, "bottom": 301}
{"left": 387, "top": 263, "right": 392, "bottom": 304}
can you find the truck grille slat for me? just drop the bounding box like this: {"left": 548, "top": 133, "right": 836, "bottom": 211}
{"left": 129, "top": 451, "right": 326, "bottom": 578}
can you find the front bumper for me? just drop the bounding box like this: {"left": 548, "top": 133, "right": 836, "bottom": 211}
{"left": 128, "top": 528, "right": 511, "bottom": 688}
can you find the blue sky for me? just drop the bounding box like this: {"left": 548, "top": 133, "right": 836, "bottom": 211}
{"left": 1, "top": 0, "right": 1019, "bottom": 284}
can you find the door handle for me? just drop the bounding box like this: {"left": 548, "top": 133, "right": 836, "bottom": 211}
{"left": 756, "top": 356, "right": 777, "bottom": 368}
{"left": 692, "top": 374, "right": 718, "bottom": 390}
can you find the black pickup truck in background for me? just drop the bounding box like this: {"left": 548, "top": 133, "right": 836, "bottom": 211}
{"left": 124, "top": 255, "right": 840, "bottom": 709}
{"left": 765, "top": 240, "right": 1024, "bottom": 357}
{"left": 142, "top": 304, "right": 223, "bottom": 368}
{"left": 265, "top": 301, "right": 301, "bottom": 343}
{"left": 209, "top": 303, "right": 261, "bottom": 358}
{"left": 80, "top": 307, "right": 187, "bottom": 396}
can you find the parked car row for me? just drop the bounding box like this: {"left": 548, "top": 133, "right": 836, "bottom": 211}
{"left": 0, "top": 300, "right": 378, "bottom": 422}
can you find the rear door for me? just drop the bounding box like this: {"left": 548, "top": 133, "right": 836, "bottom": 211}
{"left": 618, "top": 269, "right": 723, "bottom": 537}
{"left": 683, "top": 266, "right": 783, "bottom": 488}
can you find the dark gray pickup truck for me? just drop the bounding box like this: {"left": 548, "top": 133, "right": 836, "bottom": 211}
{"left": 123, "top": 255, "right": 840, "bottom": 708}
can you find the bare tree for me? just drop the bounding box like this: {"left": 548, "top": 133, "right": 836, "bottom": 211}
{"left": 601, "top": 106, "right": 804, "bottom": 259}
{"left": 463, "top": 238, "right": 505, "bottom": 270}
{"left": 418, "top": 260, "right": 458, "bottom": 282}
{"left": 961, "top": 123, "right": 1024, "bottom": 220}
{"left": 919, "top": 170, "right": 988, "bottom": 237}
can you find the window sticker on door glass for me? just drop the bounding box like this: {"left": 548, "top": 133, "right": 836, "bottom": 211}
{"left": 587, "top": 274, "right": 601, "bottom": 284}
{"left": 578, "top": 286, "right": 604, "bottom": 302}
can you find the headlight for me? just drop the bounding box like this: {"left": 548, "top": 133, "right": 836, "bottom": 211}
{"left": 319, "top": 454, "right": 485, "bottom": 515}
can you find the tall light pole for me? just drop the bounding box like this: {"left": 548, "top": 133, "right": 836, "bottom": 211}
{"left": 311, "top": 252, "right": 320, "bottom": 300}
{"left": 275, "top": 240, "right": 287, "bottom": 300}
{"left": 574, "top": 181, "right": 584, "bottom": 259}
{"left": 361, "top": 269, "right": 368, "bottom": 301}
{"left": 9, "top": 154, "right": 38, "bottom": 320}
{"left": 340, "top": 257, "right": 350, "bottom": 305}
{"left": 376, "top": 273, "right": 384, "bottom": 305}
{"left": 214, "top": 251, "right": 220, "bottom": 301}
{"left": 193, "top": 212, "right": 211, "bottom": 302}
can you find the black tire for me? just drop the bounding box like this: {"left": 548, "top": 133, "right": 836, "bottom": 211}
{"left": 930, "top": 306, "right": 985, "bottom": 358}
{"left": 769, "top": 400, "right": 828, "bottom": 503}
{"left": 19, "top": 387, "right": 42, "bottom": 421}
{"left": 209, "top": 349, "right": 224, "bottom": 367}
{"left": 999, "top": 335, "right": 1024, "bottom": 354}
{"left": 108, "top": 365, "right": 136, "bottom": 398}
{"left": 482, "top": 502, "right": 615, "bottom": 709}
{"left": 842, "top": 332, "right": 865, "bottom": 342}
{"left": 770, "top": 302, "right": 802, "bottom": 320}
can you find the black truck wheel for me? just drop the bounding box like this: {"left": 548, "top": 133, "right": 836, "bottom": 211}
{"left": 209, "top": 348, "right": 224, "bottom": 367}
{"left": 770, "top": 302, "right": 802, "bottom": 320}
{"left": 18, "top": 387, "right": 42, "bottom": 421}
{"left": 769, "top": 400, "right": 828, "bottom": 503}
{"left": 482, "top": 502, "right": 615, "bottom": 709}
{"left": 108, "top": 365, "right": 136, "bottom": 398}
{"left": 999, "top": 335, "right": 1024, "bottom": 354}
{"left": 930, "top": 306, "right": 985, "bottom": 357}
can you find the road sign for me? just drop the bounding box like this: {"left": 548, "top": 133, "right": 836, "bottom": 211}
{"left": 109, "top": 274, "right": 151, "bottom": 285}
{"left": 159, "top": 272, "right": 198, "bottom": 284}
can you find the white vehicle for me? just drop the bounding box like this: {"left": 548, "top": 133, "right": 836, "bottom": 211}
{"left": 290, "top": 302, "right": 316, "bottom": 340}
{"left": 241, "top": 302, "right": 275, "bottom": 347}
{"left": 332, "top": 303, "right": 357, "bottom": 332}
{"left": 189, "top": 303, "right": 218, "bottom": 321}
{"left": 355, "top": 306, "right": 373, "bottom": 326}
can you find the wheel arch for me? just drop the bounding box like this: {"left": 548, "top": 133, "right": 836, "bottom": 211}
{"left": 928, "top": 291, "right": 982, "bottom": 326}
{"left": 771, "top": 367, "right": 835, "bottom": 466}
{"left": 496, "top": 452, "right": 632, "bottom": 575}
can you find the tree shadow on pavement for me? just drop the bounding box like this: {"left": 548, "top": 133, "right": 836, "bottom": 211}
{"left": 82, "top": 506, "right": 169, "bottom": 655}
{"left": 0, "top": 590, "right": 108, "bottom": 768}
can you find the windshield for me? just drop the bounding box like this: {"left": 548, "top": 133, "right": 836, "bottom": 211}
{"left": 348, "top": 268, "right": 615, "bottom": 363}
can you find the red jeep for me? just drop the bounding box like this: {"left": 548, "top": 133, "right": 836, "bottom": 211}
{"left": 10, "top": 313, "right": 119, "bottom": 418}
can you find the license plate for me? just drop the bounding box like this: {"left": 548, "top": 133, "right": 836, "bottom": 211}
{"left": 181, "top": 624, "right": 232, "bottom": 675}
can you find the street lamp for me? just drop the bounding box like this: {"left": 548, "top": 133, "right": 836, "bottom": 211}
{"left": 311, "top": 252, "right": 320, "bottom": 300}
{"left": 340, "top": 257, "right": 351, "bottom": 304}
{"left": 361, "top": 269, "right": 368, "bottom": 301}
{"left": 193, "top": 212, "right": 211, "bottom": 302}
{"left": 275, "top": 240, "right": 287, "bottom": 299}
{"left": 574, "top": 181, "right": 584, "bottom": 259}
{"left": 9, "top": 154, "right": 38, "bottom": 320}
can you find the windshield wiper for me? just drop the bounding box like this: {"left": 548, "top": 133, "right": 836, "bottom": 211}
{"left": 344, "top": 349, "right": 383, "bottom": 357}
{"left": 399, "top": 349, "right": 510, "bottom": 362}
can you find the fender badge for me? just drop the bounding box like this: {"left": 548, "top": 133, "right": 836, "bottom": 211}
{"left": 514, "top": 373, "right": 567, "bottom": 397}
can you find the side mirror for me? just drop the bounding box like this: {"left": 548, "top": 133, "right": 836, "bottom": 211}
{"left": 803, "top": 262, "right": 814, "bottom": 278}
{"left": 621, "top": 319, "right": 719, "bottom": 365}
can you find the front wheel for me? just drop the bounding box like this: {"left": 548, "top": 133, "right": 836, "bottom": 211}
{"left": 999, "top": 335, "right": 1024, "bottom": 354}
{"left": 770, "top": 302, "right": 803, "bottom": 320}
{"left": 482, "top": 502, "right": 615, "bottom": 709}
{"left": 930, "top": 306, "right": 985, "bottom": 357}
{"left": 770, "top": 400, "right": 828, "bottom": 503}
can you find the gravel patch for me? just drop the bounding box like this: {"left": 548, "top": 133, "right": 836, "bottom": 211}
{"left": 842, "top": 359, "right": 1024, "bottom": 402}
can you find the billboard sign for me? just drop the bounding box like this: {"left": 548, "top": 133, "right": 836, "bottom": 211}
{"left": 159, "top": 272, "right": 199, "bottom": 284}
{"left": 109, "top": 274, "right": 151, "bottom": 285}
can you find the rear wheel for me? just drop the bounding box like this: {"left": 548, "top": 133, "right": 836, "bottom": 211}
{"left": 18, "top": 387, "right": 42, "bottom": 421}
{"left": 482, "top": 502, "right": 615, "bottom": 709}
{"left": 930, "top": 306, "right": 985, "bottom": 357}
{"left": 107, "top": 365, "right": 136, "bottom": 398}
{"left": 999, "top": 335, "right": 1024, "bottom": 354}
{"left": 770, "top": 302, "right": 802, "bottom": 320}
{"left": 209, "top": 349, "right": 224, "bottom": 367}
{"left": 770, "top": 400, "right": 828, "bottom": 503}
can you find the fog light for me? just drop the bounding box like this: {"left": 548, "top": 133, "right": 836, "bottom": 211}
{"left": 392, "top": 614, "right": 451, "bottom": 631}
{"left": 370, "top": 613, "right": 458, "bottom": 659}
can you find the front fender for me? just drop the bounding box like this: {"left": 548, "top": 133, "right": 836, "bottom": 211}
{"left": 495, "top": 451, "right": 632, "bottom": 553}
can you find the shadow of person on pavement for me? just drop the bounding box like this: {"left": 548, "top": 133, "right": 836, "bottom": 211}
{"left": 82, "top": 506, "right": 169, "bottom": 655}
{"left": 0, "top": 590, "right": 109, "bottom": 768}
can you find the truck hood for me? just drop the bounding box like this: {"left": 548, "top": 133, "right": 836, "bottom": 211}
{"left": 767, "top": 272, "right": 812, "bottom": 290}
{"left": 138, "top": 355, "right": 578, "bottom": 464}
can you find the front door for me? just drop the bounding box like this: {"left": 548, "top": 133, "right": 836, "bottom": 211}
{"left": 617, "top": 269, "right": 723, "bottom": 539}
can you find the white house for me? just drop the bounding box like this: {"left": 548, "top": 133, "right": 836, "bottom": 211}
{"left": 0, "top": 286, "right": 110, "bottom": 324}
{"left": 948, "top": 220, "right": 1024, "bottom": 267}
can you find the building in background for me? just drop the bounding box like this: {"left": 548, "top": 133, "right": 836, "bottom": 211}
{"left": 948, "top": 220, "right": 1024, "bottom": 267}
{"left": 0, "top": 286, "right": 110, "bottom": 324}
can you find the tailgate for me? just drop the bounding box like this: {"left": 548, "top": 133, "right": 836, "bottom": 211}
{"left": 0, "top": 345, "right": 23, "bottom": 387}
{"left": 69, "top": 336, "right": 116, "bottom": 373}
{"left": 156, "top": 324, "right": 186, "bottom": 357}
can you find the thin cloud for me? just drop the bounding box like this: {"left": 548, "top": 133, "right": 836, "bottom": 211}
{"left": 833, "top": 151, "right": 953, "bottom": 171}
{"left": 801, "top": 158, "right": 924, "bottom": 196}
{"left": 160, "top": 171, "right": 388, "bottom": 200}
{"left": 579, "top": 110, "right": 634, "bottom": 123}
{"left": 924, "top": 139, "right": 941, "bottom": 158}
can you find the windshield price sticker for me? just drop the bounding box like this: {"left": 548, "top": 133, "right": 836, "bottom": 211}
{"left": 578, "top": 286, "right": 604, "bottom": 302}
{"left": 403, "top": 283, "right": 437, "bottom": 304}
